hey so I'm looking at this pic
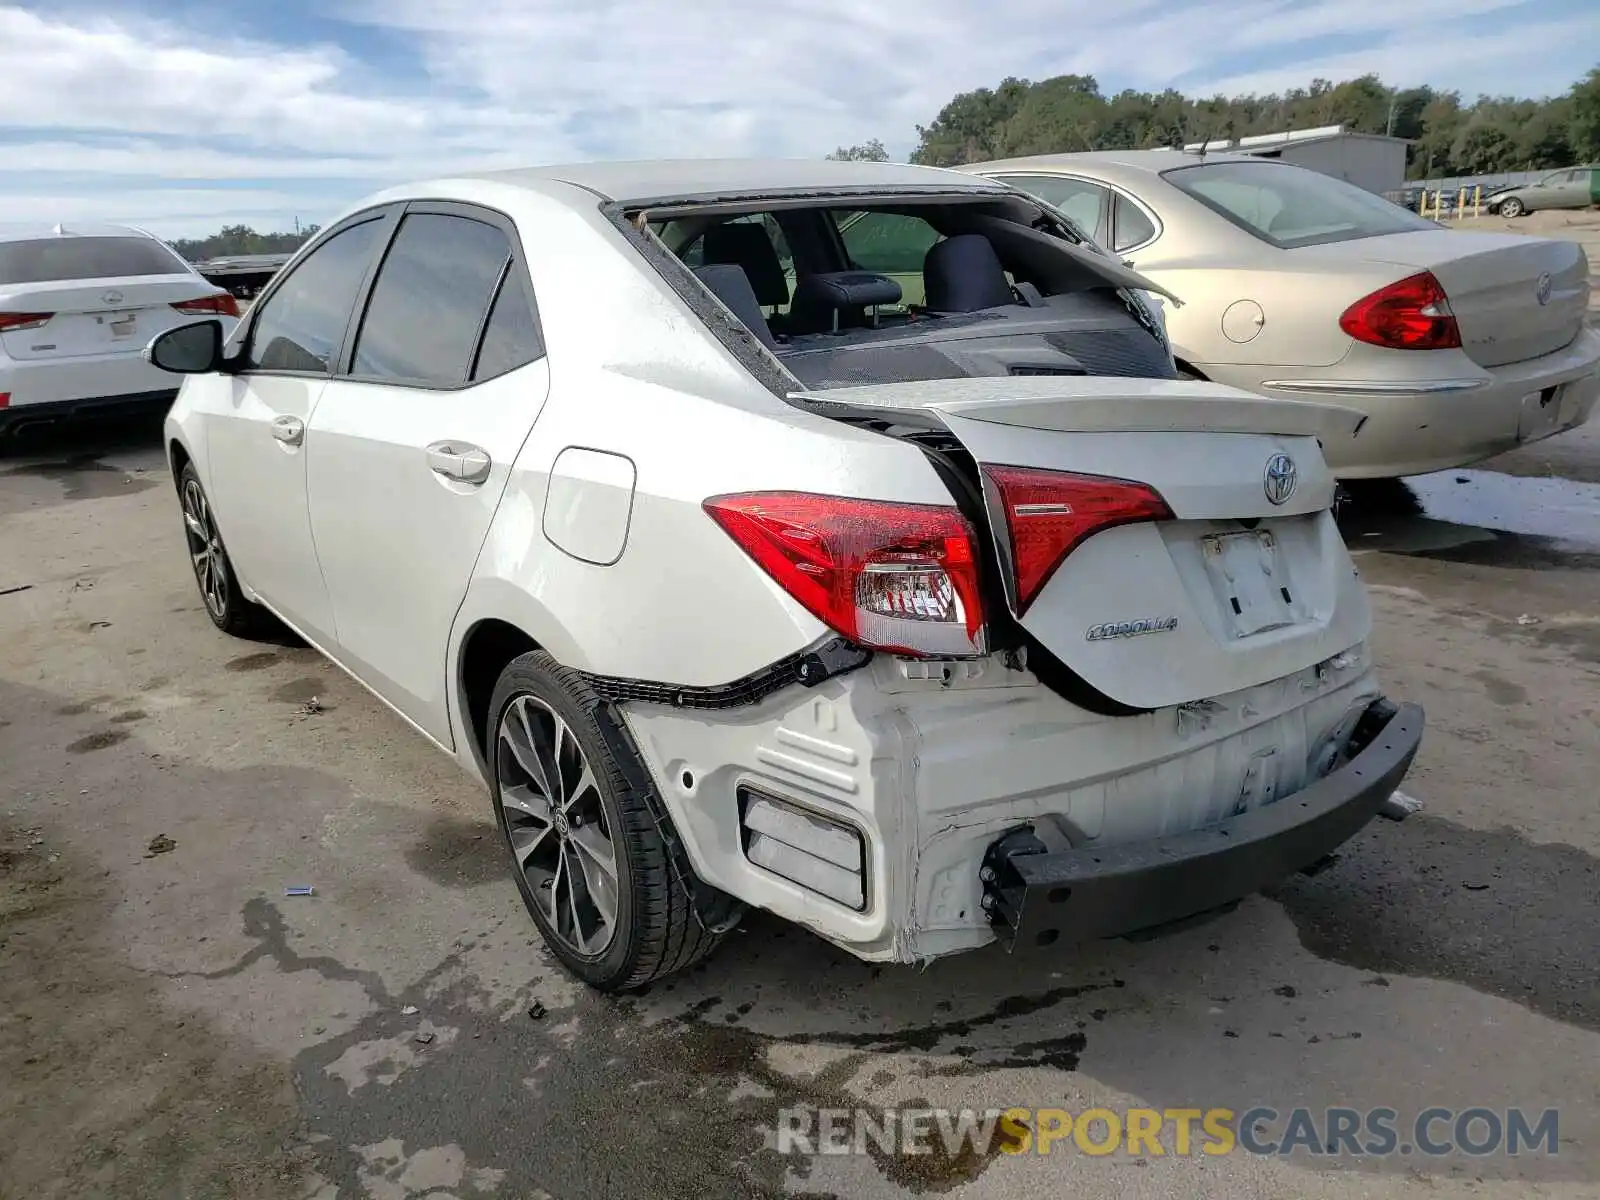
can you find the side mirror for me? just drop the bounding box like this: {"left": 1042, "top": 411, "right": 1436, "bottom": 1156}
{"left": 144, "top": 319, "right": 224, "bottom": 375}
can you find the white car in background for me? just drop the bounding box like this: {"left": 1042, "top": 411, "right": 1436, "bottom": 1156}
{"left": 0, "top": 223, "right": 239, "bottom": 438}
{"left": 148, "top": 159, "right": 1423, "bottom": 991}
{"left": 964, "top": 152, "right": 1600, "bottom": 479}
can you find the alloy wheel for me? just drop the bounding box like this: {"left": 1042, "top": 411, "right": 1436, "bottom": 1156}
{"left": 497, "top": 694, "right": 620, "bottom": 956}
{"left": 182, "top": 478, "right": 228, "bottom": 619}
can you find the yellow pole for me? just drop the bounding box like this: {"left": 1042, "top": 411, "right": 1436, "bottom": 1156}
{"left": 1418, "top": 189, "right": 1428, "bottom": 215}
{"left": 1473, "top": 185, "right": 1482, "bottom": 217}
{"left": 1456, "top": 188, "right": 1467, "bottom": 219}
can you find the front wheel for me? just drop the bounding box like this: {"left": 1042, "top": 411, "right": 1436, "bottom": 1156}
{"left": 488, "top": 651, "right": 735, "bottom": 991}
{"left": 178, "top": 463, "right": 270, "bottom": 637}
{"left": 1498, "top": 197, "right": 1525, "bottom": 218}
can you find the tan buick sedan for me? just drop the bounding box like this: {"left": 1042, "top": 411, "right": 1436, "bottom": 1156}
{"left": 963, "top": 151, "right": 1600, "bottom": 479}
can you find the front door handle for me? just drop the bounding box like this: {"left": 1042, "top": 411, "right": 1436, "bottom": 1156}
{"left": 425, "top": 441, "right": 493, "bottom": 485}
{"left": 271, "top": 415, "right": 305, "bottom": 446}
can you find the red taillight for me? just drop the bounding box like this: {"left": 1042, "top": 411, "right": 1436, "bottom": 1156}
{"left": 982, "top": 466, "right": 1173, "bottom": 614}
{"left": 172, "top": 292, "right": 240, "bottom": 318}
{"left": 0, "top": 312, "right": 53, "bottom": 333}
{"left": 0, "top": 393, "right": 9, "bottom": 408}
{"left": 1339, "top": 271, "right": 1460, "bottom": 351}
{"left": 703, "top": 491, "right": 987, "bottom": 658}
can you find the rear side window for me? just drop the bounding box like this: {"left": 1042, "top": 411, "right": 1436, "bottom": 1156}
{"left": 351, "top": 213, "right": 510, "bottom": 385}
{"left": 471, "top": 274, "right": 543, "bottom": 381}
{"left": 1164, "top": 161, "right": 1435, "bottom": 248}
{"left": 992, "top": 175, "right": 1107, "bottom": 242}
{"left": 0, "top": 236, "right": 186, "bottom": 284}
{"left": 247, "top": 219, "right": 385, "bottom": 373}
{"left": 1112, "top": 194, "right": 1157, "bottom": 251}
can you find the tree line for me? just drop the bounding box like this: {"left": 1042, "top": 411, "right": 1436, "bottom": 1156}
{"left": 831, "top": 65, "right": 1600, "bottom": 179}
{"left": 168, "top": 223, "right": 320, "bottom": 263}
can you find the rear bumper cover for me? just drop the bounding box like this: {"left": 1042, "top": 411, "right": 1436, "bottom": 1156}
{"left": 0, "top": 389, "right": 177, "bottom": 436}
{"left": 982, "top": 698, "right": 1424, "bottom": 950}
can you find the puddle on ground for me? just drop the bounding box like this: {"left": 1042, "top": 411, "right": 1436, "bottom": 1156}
{"left": 1340, "top": 469, "right": 1600, "bottom": 568}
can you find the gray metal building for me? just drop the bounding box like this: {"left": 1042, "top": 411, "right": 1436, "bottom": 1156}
{"left": 1183, "top": 125, "right": 1409, "bottom": 195}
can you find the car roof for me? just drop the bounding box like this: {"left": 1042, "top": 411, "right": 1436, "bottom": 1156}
{"left": 963, "top": 149, "right": 1262, "bottom": 184}
{"left": 465, "top": 157, "right": 1014, "bottom": 204}
{"left": 0, "top": 221, "right": 162, "bottom": 245}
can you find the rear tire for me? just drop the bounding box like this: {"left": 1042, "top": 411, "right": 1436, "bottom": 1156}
{"left": 488, "top": 651, "right": 735, "bottom": 991}
{"left": 177, "top": 463, "right": 271, "bottom": 638}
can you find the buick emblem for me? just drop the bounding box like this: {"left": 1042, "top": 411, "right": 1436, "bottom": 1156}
{"left": 1263, "top": 453, "right": 1298, "bottom": 506}
{"left": 101, "top": 289, "right": 124, "bottom": 305}
{"left": 1535, "top": 273, "right": 1553, "bottom": 306}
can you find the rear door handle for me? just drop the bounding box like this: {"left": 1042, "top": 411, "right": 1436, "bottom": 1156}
{"left": 425, "top": 441, "right": 493, "bottom": 485}
{"left": 271, "top": 415, "right": 305, "bottom": 446}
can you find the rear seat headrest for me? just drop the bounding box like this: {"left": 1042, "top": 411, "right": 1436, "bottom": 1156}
{"left": 923, "top": 233, "right": 1015, "bottom": 313}
{"left": 789, "top": 271, "right": 902, "bottom": 333}
{"left": 691, "top": 264, "right": 778, "bottom": 349}
{"left": 702, "top": 223, "right": 790, "bottom": 308}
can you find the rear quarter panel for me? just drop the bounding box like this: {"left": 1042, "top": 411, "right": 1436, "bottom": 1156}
{"left": 443, "top": 179, "right": 953, "bottom": 761}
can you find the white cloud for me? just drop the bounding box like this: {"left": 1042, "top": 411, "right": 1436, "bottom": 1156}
{"left": 0, "top": 0, "right": 1592, "bottom": 234}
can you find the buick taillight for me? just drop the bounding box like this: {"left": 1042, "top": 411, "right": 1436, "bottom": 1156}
{"left": 1339, "top": 271, "right": 1460, "bottom": 351}
{"left": 703, "top": 492, "right": 986, "bottom": 657}
{"left": 982, "top": 466, "right": 1173, "bottom": 614}
{"left": 172, "top": 292, "right": 241, "bottom": 318}
{"left": 0, "top": 312, "right": 53, "bottom": 333}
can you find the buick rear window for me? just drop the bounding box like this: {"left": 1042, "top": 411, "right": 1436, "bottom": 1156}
{"left": 1162, "top": 161, "right": 1435, "bottom": 248}
{"left": 0, "top": 237, "right": 189, "bottom": 284}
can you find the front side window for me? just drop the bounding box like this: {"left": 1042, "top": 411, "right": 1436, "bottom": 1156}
{"left": 351, "top": 213, "right": 512, "bottom": 385}
{"left": 993, "top": 175, "right": 1108, "bottom": 242}
{"left": 246, "top": 219, "right": 385, "bottom": 373}
{"left": 1164, "top": 161, "right": 1436, "bottom": 248}
{"left": 0, "top": 236, "right": 187, "bottom": 285}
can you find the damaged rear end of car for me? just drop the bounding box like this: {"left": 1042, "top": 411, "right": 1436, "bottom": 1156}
{"left": 599, "top": 177, "right": 1423, "bottom": 964}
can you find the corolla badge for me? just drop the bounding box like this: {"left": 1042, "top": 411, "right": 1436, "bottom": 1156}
{"left": 1086, "top": 617, "right": 1179, "bottom": 641}
{"left": 1535, "top": 273, "right": 1553, "bottom": 306}
{"left": 101, "top": 289, "right": 124, "bottom": 305}
{"left": 1263, "top": 452, "right": 1298, "bottom": 506}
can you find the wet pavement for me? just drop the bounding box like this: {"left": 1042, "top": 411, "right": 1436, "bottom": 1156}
{"left": 2, "top": 409, "right": 1599, "bottom": 1199}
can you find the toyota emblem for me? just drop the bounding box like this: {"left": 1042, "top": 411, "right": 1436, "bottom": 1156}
{"left": 1263, "top": 453, "right": 1298, "bottom": 506}
{"left": 101, "top": 289, "right": 124, "bottom": 305}
{"left": 1535, "top": 273, "right": 1553, "bottom": 306}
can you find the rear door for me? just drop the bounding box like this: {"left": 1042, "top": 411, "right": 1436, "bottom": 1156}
{"left": 795, "top": 377, "right": 1371, "bottom": 710}
{"left": 205, "top": 211, "right": 395, "bottom": 645}
{"left": 305, "top": 203, "right": 550, "bottom": 744}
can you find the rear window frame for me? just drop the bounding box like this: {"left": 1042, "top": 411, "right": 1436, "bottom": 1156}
{"left": 0, "top": 235, "right": 190, "bottom": 285}
{"left": 1160, "top": 159, "right": 1437, "bottom": 250}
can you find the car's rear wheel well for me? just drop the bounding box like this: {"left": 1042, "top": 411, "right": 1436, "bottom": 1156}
{"left": 168, "top": 440, "right": 192, "bottom": 490}
{"left": 460, "top": 619, "right": 542, "bottom": 761}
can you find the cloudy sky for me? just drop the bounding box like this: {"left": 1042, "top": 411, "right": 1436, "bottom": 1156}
{"left": 0, "top": 0, "right": 1595, "bottom": 238}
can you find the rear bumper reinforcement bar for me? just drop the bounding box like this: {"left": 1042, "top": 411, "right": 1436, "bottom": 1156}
{"left": 980, "top": 698, "right": 1424, "bottom": 951}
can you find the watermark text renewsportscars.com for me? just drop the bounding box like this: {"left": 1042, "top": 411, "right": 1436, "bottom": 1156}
{"left": 772, "top": 1105, "right": 1560, "bottom": 1159}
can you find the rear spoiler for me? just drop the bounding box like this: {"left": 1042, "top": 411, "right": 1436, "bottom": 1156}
{"left": 790, "top": 376, "right": 1367, "bottom": 443}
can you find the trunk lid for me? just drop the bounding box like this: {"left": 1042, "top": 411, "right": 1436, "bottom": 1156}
{"left": 0, "top": 276, "right": 220, "bottom": 362}
{"left": 1290, "top": 230, "right": 1589, "bottom": 368}
{"left": 794, "top": 377, "right": 1372, "bottom": 710}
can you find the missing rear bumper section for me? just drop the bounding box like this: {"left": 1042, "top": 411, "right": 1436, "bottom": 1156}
{"left": 980, "top": 698, "right": 1424, "bottom": 951}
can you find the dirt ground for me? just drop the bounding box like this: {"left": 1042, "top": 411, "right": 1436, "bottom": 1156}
{"left": 1, "top": 217, "right": 1598, "bottom": 1200}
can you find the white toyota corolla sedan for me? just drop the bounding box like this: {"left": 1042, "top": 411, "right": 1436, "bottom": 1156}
{"left": 0, "top": 223, "right": 240, "bottom": 438}
{"left": 148, "top": 159, "right": 1423, "bottom": 991}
